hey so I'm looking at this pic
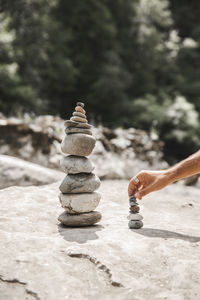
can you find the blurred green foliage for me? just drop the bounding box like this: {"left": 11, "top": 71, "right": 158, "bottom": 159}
{"left": 0, "top": 0, "right": 200, "bottom": 163}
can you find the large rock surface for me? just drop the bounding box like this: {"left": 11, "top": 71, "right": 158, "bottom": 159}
{"left": 0, "top": 181, "right": 200, "bottom": 299}
{"left": 0, "top": 154, "right": 64, "bottom": 189}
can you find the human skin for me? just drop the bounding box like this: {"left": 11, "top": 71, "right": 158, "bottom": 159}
{"left": 128, "top": 150, "right": 200, "bottom": 199}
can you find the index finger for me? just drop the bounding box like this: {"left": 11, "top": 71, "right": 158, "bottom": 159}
{"left": 128, "top": 178, "right": 140, "bottom": 197}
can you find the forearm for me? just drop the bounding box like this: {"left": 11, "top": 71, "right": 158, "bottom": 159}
{"left": 165, "top": 150, "right": 200, "bottom": 183}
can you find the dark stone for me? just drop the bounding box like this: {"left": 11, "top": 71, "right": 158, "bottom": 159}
{"left": 58, "top": 211, "right": 101, "bottom": 227}
{"left": 64, "top": 120, "right": 92, "bottom": 129}
{"left": 76, "top": 102, "right": 85, "bottom": 108}
{"left": 129, "top": 205, "right": 140, "bottom": 213}
{"left": 128, "top": 220, "right": 143, "bottom": 229}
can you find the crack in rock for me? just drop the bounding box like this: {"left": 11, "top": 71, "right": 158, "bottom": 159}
{"left": 0, "top": 275, "right": 40, "bottom": 300}
{"left": 67, "top": 252, "right": 124, "bottom": 288}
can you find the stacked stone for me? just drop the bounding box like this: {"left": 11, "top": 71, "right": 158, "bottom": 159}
{"left": 58, "top": 102, "right": 102, "bottom": 227}
{"left": 127, "top": 195, "right": 143, "bottom": 229}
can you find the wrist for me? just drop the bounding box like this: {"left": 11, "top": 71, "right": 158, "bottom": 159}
{"left": 164, "top": 168, "right": 177, "bottom": 184}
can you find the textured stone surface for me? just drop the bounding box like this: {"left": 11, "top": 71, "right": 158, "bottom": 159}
{"left": 65, "top": 127, "right": 92, "bottom": 136}
{"left": 64, "top": 120, "right": 92, "bottom": 129}
{"left": 127, "top": 213, "right": 143, "bottom": 221}
{"left": 0, "top": 154, "right": 64, "bottom": 189}
{"left": 128, "top": 220, "right": 143, "bottom": 229}
{"left": 58, "top": 211, "right": 102, "bottom": 227}
{"left": 70, "top": 116, "right": 87, "bottom": 123}
{"left": 59, "top": 192, "right": 101, "bottom": 214}
{"left": 129, "top": 205, "right": 140, "bottom": 213}
{"left": 72, "top": 112, "right": 86, "bottom": 119}
{"left": 61, "top": 134, "right": 96, "bottom": 157}
{"left": 60, "top": 155, "right": 94, "bottom": 174}
{"left": 0, "top": 181, "right": 200, "bottom": 300}
{"left": 59, "top": 173, "right": 100, "bottom": 193}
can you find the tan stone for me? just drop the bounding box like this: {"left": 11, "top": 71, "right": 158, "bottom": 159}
{"left": 73, "top": 112, "right": 86, "bottom": 119}
{"left": 70, "top": 116, "right": 87, "bottom": 123}
{"left": 75, "top": 106, "right": 86, "bottom": 114}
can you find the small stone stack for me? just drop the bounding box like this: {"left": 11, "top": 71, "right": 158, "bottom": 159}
{"left": 58, "top": 102, "right": 102, "bottom": 227}
{"left": 128, "top": 196, "right": 143, "bottom": 229}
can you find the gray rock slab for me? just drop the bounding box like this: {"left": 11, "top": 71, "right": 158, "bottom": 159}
{"left": 58, "top": 211, "right": 102, "bottom": 227}
{"left": 61, "top": 134, "right": 96, "bottom": 157}
{"left": 59, "top": 173, "right": 101, "bottom": 193}
{"left": 0, "top": 154, "right": 64, "bottom": 189}
{"left": 0, "top": 181, "right": 200, "bottom": 299}
{"left": 59, "top": 192, "right": 101, "bottom": 214}
{"left": 60, "top": 155, "right": 95, "bottom": 174}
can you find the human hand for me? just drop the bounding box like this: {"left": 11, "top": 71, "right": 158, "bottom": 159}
{"left": 128, "top": 170, "right": 172, "bottom": 199}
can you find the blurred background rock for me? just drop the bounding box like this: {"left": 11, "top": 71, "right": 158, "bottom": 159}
{"left": 0, "top": 0, "right": 200, "bottom": 187}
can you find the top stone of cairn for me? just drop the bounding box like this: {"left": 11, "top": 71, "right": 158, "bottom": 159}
{"left": 76, "top": 101, "right": 85, "bottom": 108}
{"left": 61, "top": 102, "right": 96, "bottom": 157}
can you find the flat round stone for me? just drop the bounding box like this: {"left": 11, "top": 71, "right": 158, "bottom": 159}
{"left": 128, "top": 220, "right": 143, "bottom": 229}
{"left": 60, "top": 155, "right": 95, "bottom": 174}
{"left": 127, "top": 213, "right": 143, "bottom": 221}
{"left": 61, "top": 134, "right": 96, "bottom": 157}
{"left": 64, "top": 120, "right": 92, "bottom": 129}
{"left": 58, "top": 211, "right": 101, "bottom": 227}
{"left": 76, "top": 102, "right": 85, "bottom": 108}
{"left": 65, "top": 127, "right": 93, "bottom": 136}
{"left": 129, "top": 205, "right": 140, "bottom": 213}
{"left": 70, "top": 116, "right": 87, "bottom": 123}
{"left": 75, "top": 106, "right": 86, "bottom": 114}
{"left": 59, "top": 173, "right": 101, "bottom": 193}
{"left": 73, "top": 112, "right": 86, "bottom": 119}
{"left": 59, "top": 192, "right": 101, "bottom": 214}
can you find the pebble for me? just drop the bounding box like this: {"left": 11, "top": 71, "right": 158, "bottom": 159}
{"left": 75, "top": 106, "right": 86, "bottom": 114}
{"left": 64, "top": 120, "right": 92, "bottom": 129}
{"left": 73, "top": 112, "right": 86, "bottom": 119}
{"left": 58, "top": 211, "right": 101, "bottom": 227}
{"left": 65, "top": 127, "right": 92, "bottom": 136}
{"left": 59, "top": 173, "right": 101, "bottom": 193}
{"left": 59, "top": 192, "right": 101, "bottom": 214}
{"left": 70, "top": 116, "right": 87, "bottom": 123}
{"left": 60, "top": 155, "right": 94, "bottom": 174}
{"left": 61, "top": 133, "right": 96, "bottom": 156}
{"left": 127, "top": 213, "right": 143, "bottom": 221}
{"left": 129, "top": 205, "right": 140, "bottom": 213}
{"left": 128, "top": 220, "right": 143, "bottom": 229}
{"left": 76, "top": 102, "right": 85, "bottom": 108}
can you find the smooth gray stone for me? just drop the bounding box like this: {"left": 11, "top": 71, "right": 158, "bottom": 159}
{"left": 59, "top": 192, "right": 101, "bottom": 214}
{"left": 127, "top": 213, "right": 143, "bottom": 221}
{"left": 73, "top": 112, "right": 86, "bottom": 119}
{"left": 58, "top": 211, "right": 101, "bottom": 227}
{"left": 64, "top": 120, "right": 92, "bottom": 129}
{"left": 61, "top": 133, "right": 96, "bottom": 157}
{"left": 59, "top": 173, "right": 101, "bottom": 193}
{"left": 128, "top": 220, "right": 143, "bottom": 229}
{"left": 65, "top": 127, "right": 92, "bottom": 136}
{"left": 60, "top": 155, "right": 94, "bottom": 174}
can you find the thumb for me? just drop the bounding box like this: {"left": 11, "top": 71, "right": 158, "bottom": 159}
{"left": 135, "top": 185, "right": 152, "bottom": 199}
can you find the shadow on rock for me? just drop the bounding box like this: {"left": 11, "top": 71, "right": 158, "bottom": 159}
{"left": 132, "top": 227, "right": 200, "bottom": 243}
{"left": 58, "top": 224, "right": 104, "bottom": 244}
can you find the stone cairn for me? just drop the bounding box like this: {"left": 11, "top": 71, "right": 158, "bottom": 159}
{"left": 128, "top": 195, "right": 143, "bottom": 229}
{"left": 58, "top": 102, "right": 102, "bottom": 227}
